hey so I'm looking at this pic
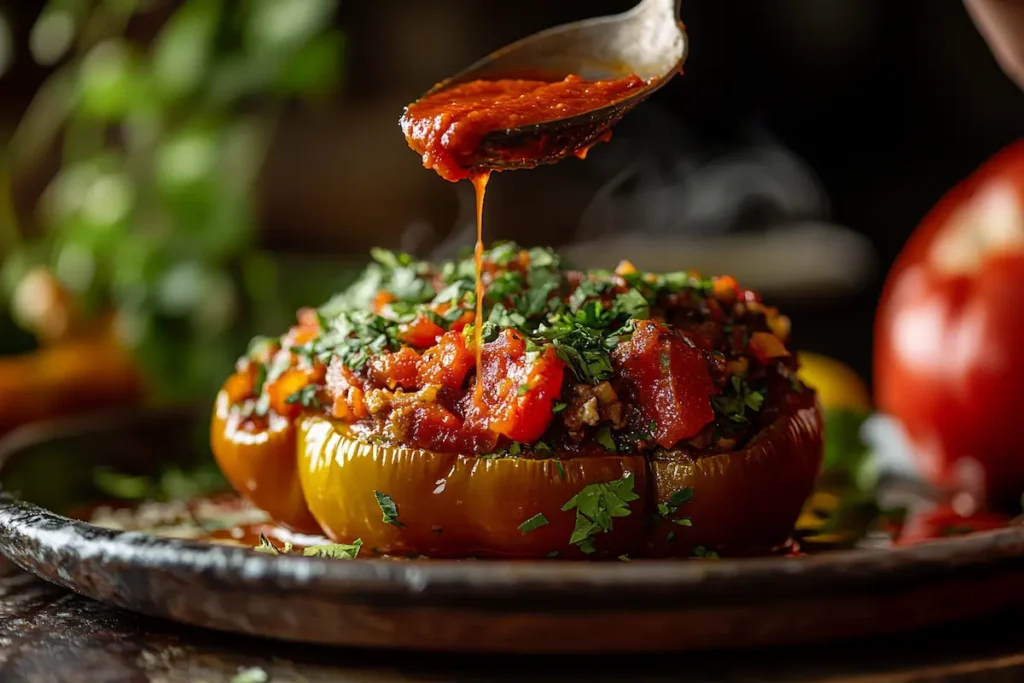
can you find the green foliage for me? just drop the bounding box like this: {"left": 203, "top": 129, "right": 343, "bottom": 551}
{"left": 2, "top": 0, "right": 343, "bottom": 400}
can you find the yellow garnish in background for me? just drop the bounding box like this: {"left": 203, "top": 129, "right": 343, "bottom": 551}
{"left": 796, "top": 352, "right": 872, "bottom": 411}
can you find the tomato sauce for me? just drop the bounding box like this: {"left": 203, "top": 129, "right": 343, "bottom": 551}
{"left": 472, "top": 173, "right": 489, "bottom": 403}
{"left": 402, "top": 73, "right": 647, "bottom": 400}
{"left": 401, "top": 74, "right": 647, "bottom": 183}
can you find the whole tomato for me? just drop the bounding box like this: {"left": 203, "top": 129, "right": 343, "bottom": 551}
{"left": 875, "top": 140, "right": 1024, "bottom": 509}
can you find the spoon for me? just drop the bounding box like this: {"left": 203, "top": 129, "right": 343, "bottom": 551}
{"left": 412, "top": 0, "right": 688, "bottom": 174}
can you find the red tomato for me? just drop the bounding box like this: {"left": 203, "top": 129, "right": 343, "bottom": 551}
{"left": 468, "top": 329, "right": 565, "bottom": 443}
{"left": 368, "top": 347, "right": 422, "bottom": 390}
{"left": 612, "top": 320, "right": 719, "bottom": 449}
{"left": 875, "top": 140, "right": 1024, "bottom": 508}
{"left": 419, "top": 330, "right": 474, "bottom": 389}
{"left": 398, "top": 313, "right": 446, "bottom": 347}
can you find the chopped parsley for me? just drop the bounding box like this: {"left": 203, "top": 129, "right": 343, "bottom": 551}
{"left": 691, "top": 545, "right": 720, "bottom": 559}
{"left": 280, "top": 244, "right": 737, "bottom": 395}
{"left": 303, "top": 540, "right": 363, "bottom": 559}
{"left": 711, "top": 375, "right": 765, "bottom": 423}
{"left": 595, "top": 425, "right": 617, "bottom": 452}
{"left": 613, "top": 289, "right": 650, "bottom": 320}
{"left": 561, "top": 474, "right": 640, "bottom": 554}
{"left": 252, "top": 363, "right": 268, "bottom": 396}
{"left": 657, "top": 487, "right": 694, "bottom": 519}
{"left": 254, "top": 533, "right": 291, "bottom": 555}
{"left": 554, "top": 459, "right": 566, "bottom": 480}
{"left": 374, "top": 491, "right": 405, "bottom": 527}
{"left": 518, "top": 513, "right": 550, "bottom": 533}
{"left": 254, "top": 534, "right": 363, "bottom": 559}
{"left": 285, "top": 384, "right": 321, "bottom": 409}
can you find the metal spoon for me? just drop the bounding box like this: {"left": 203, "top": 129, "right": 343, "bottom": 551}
{"left": 412, "top": 0, "right": 687, "bottom": 174}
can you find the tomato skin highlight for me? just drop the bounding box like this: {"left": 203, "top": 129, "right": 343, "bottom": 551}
{"left": 875, "top": 140, "right": 1024, "bottom": 508}
{"left": 210, "top": 387, "right": 321, "bottom": 534}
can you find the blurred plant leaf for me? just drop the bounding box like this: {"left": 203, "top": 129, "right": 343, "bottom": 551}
{"left": 5, "top": 0, "right": 342, "bottom": 404}
{"left": 30, "top": 0, "right": 89, "bottom": 66}
{"left": 77, "top": 39, "right": 146, "bottom": 120}
{"left": 95, "top": 461, "right": 226, "bottom": 502}
{"left": 151, "top": 0, "right": 222, "bottom": 101}
{"left": 822, "top": 407, "right": 876, "bottom": 488}
{"left": 275, "top": 30, "right": 344, "bottom": 96}
{"left": 244, "top": 0, "right": 336, "bottom": 52}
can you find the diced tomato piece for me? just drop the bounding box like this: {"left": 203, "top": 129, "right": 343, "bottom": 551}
{"left": 296, "top": 307, "right": 320, "bottom": 328}
{"left": 612, "top": 320, "right": 718, "bottom": 449}
{"left": 282, "top": 322, "right": 318, "bottom": 348}
{"left": 405, "top": 403, "right": 498, "bottom": 454}
{"left": 713, "top": 275, "right": 740, "bottom": 300}
{"left": 368, "top": 346, "right": 422, "bottom": 390}
{"left": 372, "top": 291, "right": 397, "bottom": 314}
{"left": 282, "top": 307, "right": 323, "bottom": 347}
{"left": 467, "top": 330, "right": 565, "bottom": 443}
{"left": 327, "top": 357, "right": 369, "bottom": 421}
{"left": 267, "top": 368, "right": 312, "bottom": 418}
{"left": 398, "top": 313, "right": 446, "bottom": 348}
{"left": 419, "top": 330, "right": 475, "bottom": 389}
{"left": 748, "top": 331, "right": 790, "bottom": 364}
{"left": 448, "top": 311, "right": 475, "bottom": 333}
{"left": 224, "top": 364, "right": 257, "bottom": 404}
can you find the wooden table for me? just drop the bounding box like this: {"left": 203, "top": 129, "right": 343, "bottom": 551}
{"left": 1, "top": 569, "right": 1022, "bottom": 683}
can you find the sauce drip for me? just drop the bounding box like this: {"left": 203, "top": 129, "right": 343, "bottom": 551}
{"left": 401, "top": 73, "right": 647, "bottom": 414}
{"left": 472, "top": 172, "right": 490, "bottom": 403}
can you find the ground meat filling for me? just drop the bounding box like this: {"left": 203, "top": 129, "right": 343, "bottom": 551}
{"left": 227, "top": 244, "right": 811, "bottom": 459}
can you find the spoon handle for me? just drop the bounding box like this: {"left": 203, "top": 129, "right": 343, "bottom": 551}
{"left": 638, "top": 0, "right": 683, "bottom": 19}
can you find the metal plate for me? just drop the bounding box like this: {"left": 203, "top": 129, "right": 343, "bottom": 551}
{"left": 1, "top": 410, "right": 1023, "bottom": 653}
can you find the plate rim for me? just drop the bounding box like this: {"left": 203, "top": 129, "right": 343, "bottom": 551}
{"left": 2, "top": 408, "right": 1024, "bottom": 612}
{"left": 4, "top": 491, "right": 1024, "bottom": 609}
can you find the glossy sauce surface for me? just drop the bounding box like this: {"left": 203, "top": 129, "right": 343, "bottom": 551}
{"left": 401, "top": 74, "right": 647, "bottom": 182}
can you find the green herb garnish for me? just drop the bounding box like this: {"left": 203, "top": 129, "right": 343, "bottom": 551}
{"left": 285, "top": 384, "right": 321, "bottom": 409}
{"left": 657, "top": 487, "right": 694, "bottom": 519}
{"left": 561, "top": 474, "right": 640, "bottom": 554}
{"left": 595, "top": 425, "right": 617, "bottom": 452}
{"left": 554, "top": 460, "right": 567, "bottom": 480}
{"left": 374, "top": 491, "right": 405, "bottom": 527}
{"left": 303, "top": 540, "right": 363, "bottom": 559}
{"left": 518, "top": 513, "right": 550, "bottom": 533}
{"left": 254, "top": 533, "right": 293, "bottom": 555}
{"left": 711, "top": 375, "right": 765, "bottom": 423}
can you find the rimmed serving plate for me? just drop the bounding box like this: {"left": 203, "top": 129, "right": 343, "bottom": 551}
{"left": 1, "top": 409, "right": 1023, "bottom": 654}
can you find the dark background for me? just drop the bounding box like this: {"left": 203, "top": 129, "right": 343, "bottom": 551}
{"left": 1, "top": 0, "right": 1022, "bottom": 384}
